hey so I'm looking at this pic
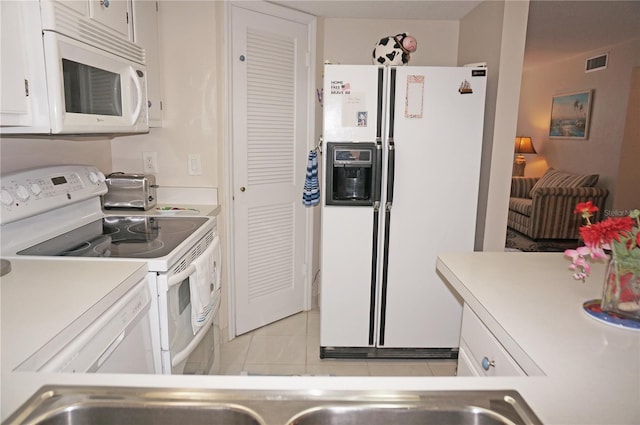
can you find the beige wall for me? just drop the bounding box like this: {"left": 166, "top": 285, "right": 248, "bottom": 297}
{"left": 111, "top": 1, "right": 221, "bottom": 191}
{"left": 458, "top": 0, "right": 530, "bottom": 251}
{"left": 516, "top": 38, "right": 640, "bottom": 212}
{"left": 0, "top": 0, "right": 222, "bottom": 187}
{"left": 614, "top": 67, "right": 640, "bottom": 212}
{"left": 0, "top": 136, "right": 112, "bottom": 174}
{"left": 323, "top": 18, "right": 460, "bottom": 66}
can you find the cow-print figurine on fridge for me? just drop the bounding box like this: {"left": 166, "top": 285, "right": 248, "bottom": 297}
{"left": 372, "top": 33, "right": 417, "bottom": 65}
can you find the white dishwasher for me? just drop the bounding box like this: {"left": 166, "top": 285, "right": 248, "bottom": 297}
{"left": 17, "top": 277, "right": 156, "bottom": 374}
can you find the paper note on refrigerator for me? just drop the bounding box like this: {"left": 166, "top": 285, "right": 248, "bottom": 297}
{"left": 405, "top": 75, "right": 424, "bottom": 118}
{"left": 342, "top": 92, "right": 368, "bottom": 127}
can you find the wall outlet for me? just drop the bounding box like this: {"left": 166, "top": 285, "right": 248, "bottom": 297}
{"left": 188, "top": 154, "right": 202, "bottom": 176}
{"left": 143, "top": 152, "right": 158, "bottom": 173}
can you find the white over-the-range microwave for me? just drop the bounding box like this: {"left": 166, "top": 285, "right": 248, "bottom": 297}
{"left": 1, "top": 0, "right": 149, "bottom": 135}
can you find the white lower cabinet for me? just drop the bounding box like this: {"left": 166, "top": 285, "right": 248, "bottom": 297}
{"left": 456, "top": 303, "right": 526, "bottom": 377}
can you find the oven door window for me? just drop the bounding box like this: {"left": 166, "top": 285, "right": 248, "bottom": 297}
{"left": 166, "top": 273, "right": 219, "bottom": 374}
{"left": 168, "top": 278, "right": 193, "bottom": 352}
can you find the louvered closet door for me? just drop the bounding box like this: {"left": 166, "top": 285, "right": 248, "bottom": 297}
{"left": 231, "top": 6, "right": 309, "bottom": 335}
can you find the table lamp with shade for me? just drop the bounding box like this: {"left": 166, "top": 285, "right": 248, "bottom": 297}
{"left": 513, "top": 136, "right": 537, "bottom": 176}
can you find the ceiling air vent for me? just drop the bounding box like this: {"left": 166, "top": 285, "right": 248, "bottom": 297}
{"left": 585, "top": 53, "right": 608, "bottom": 73}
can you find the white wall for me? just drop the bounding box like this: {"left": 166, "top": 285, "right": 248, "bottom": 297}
{"left": 458, "top": 0, "right": 530, "bottom": 252}
{"left": 323, "top": 18, "right": 460, "bottom": 66}
{"left": 614, "top": 67, "right": 640, "bottom": 212}
{"left": 516, "top": 38, "right": 640, "bottom": 212}
{"left": 111, "top": 1, "right": 220, "bottom": 191}
{"left": 0, "top": 136, "right": 112, "bottom": 174}
{"left": 0, "top": 1, "right": 222, "bottom": 187}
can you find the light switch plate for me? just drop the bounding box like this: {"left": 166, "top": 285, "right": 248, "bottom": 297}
{"left": 188, "top": 154, "right": 202, "bottom": 175}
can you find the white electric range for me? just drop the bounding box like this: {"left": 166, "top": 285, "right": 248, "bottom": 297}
{"left": 1, "top": 165, "right": 221, "bottom": 375}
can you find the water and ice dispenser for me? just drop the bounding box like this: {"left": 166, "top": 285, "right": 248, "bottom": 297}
{"left": 326, "top": 142, "right": 379, "bottom": 206}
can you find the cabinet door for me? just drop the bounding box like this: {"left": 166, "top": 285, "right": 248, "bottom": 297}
{"left": 132, "top": 0, "right": 162, "bottom": 126}
{"left": 459, "top": 304, "right": 527, "bottom": 377}
{"left": 0, "top": 1, "right": 30, "bottom": 125}
{"left": 1, "top": 1, "right": 50, "bottom": 132}
{"left": 89, "top": 0, "right": 132, "bottom": 40}
{"left": 456, "top": 344, "right": 481, "bottom": 376}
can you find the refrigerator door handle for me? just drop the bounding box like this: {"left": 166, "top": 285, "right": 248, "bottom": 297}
{"left": 373, "top": 141, "right": 383, "bottom": 202}
{"left": 376, "top": 67, "right": 384, "bottom": 139}
{"left": 379, "top": 69, "right": 397, "bottom": 346}
{"left": 385, "top": 140, "right": 396, "bottom": 207}
{"left": 368, "top": 141, "right": 383, "bottom": 345}
{"left": 369, "top": 202, "right": 380, "bottom": 345}
{"left": 379, "top": 139, "right": 395, "bottom": 346}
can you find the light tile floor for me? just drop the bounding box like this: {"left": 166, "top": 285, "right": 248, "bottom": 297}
{"left": 218, "top": 309, "right": 458, "bottom": 376}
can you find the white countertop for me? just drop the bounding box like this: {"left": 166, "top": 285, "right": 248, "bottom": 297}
{"left": 1, "top": 259, "right": 148, "bottom": 375}
{"left": 437, "top": 252, "right": 640, "bottom": 425}
{"left": 2, "top": 252, "right": 639, "bottom": 424}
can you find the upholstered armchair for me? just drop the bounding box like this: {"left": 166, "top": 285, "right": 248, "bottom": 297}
{"left": 508, "top": 169, "right": 609, "bottom": 240}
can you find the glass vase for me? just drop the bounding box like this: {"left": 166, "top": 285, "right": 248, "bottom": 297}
{"left": 601, "top": 256, "right": 640, "bottom": 322}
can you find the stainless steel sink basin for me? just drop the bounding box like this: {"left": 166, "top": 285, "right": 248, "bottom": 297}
{"left": 287, "top": 405, "right": 526, "bottom": 425}
{"left": 3, "top": 386, "right": 542, "bottom": 425}
{"left": 22, "top": 403, "right": 264, "bottom": 425}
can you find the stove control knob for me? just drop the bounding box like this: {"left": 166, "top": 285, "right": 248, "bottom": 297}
{"left": 15, "top": 185, "right": 30, "bottom": 202}
{"left": 1, "top": 189, "right": 13, "bottom": 206}
{"left": 88, "top": 171, "right": 106, "bottom": 185}
{"left": 30, "top": 182, "right": 42, "bottom": 196}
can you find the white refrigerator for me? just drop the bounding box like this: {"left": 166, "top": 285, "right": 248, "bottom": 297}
{"left": 320, "top": 64, "right": 487, "bottom": 359}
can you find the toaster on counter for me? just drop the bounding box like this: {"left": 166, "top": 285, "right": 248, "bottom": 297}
{"left": 103, "top": 172, "right": 158, "bottom": 210}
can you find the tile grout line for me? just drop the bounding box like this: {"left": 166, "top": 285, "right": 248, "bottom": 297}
{"left": 304, "top": 310, "right": 309, "bottom": 374}
{"left": 241, "top": 332, "right": 254, "bottom": 374}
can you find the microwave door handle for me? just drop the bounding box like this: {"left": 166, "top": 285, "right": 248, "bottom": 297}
{"left": 130, "top": 67, "right": 144, "bottom": 124}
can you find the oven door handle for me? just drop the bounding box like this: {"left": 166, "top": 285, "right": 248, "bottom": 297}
{"left": 171, "top": 290, "right": 220, "bottom": 367}
{"left": 167, "top": 264, "right": 196, "bottom": 289}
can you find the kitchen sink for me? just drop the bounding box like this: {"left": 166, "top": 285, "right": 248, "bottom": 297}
{"left": 3, "top": 386, "right": 542, "bottom": 425}
{"left": 286, "top": 404, "right": 527, "bottom": 425}
{"left": 18, "top": 403, "right": 265, "bottom": 425}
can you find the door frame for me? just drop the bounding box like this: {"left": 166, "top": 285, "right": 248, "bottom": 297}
{"left": 223, "top": 0, "right": 317, "bottom": 340}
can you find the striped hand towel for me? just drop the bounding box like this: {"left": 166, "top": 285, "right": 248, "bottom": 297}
{"left": 302, "top": 150, "right": 320, "bottom": 207}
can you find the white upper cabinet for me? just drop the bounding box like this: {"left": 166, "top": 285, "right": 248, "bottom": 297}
{"left": 44, "top": 0, "right": 133, "bottom": 41}
{"left": 1, "top": 2, "right": 30, "bottom": 125}
{"left": 132, "top": 0, "right": 163, "bottom": 126}
{"left": 0, "top": 1, "right": 50, "bottom": 130}
{"left": 88, "top": 0, "right": 133, "bottom": 41}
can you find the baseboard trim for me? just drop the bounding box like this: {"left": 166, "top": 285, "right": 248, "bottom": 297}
{"left": 319, "top": 346, "right": 459, "bottom": 360}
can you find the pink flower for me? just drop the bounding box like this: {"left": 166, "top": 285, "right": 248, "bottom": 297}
{"left": 564, "top": 246, "right": 593, "bottom": 282}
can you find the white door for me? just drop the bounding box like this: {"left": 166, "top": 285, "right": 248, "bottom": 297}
{"left": 230, "top": 4, "right": 313, "bottom": 336}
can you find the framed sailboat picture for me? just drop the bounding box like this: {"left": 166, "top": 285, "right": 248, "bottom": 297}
{"left": 549, "top": 90, "right": 592, "bottom": 139}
